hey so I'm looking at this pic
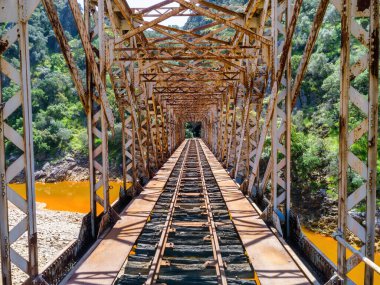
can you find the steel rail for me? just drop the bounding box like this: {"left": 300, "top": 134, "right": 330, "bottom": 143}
{"left": 144, "top": 140, "right": 191, "bottom": 285}
{"left": 195, "top": 139, "right": 228, "bottom": 285}
{"left": 145, "top": 139, "right": 228, "bottom": 284}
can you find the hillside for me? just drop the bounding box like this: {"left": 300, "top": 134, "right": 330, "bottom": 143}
{"left": 2, "top": 0, "right": 378, "bottom": 214}
{"left": 182, "top": 0, "right": 380, "bottom": 226}
{"left": 2, "top": 1, "right": 122, "bottom": 179}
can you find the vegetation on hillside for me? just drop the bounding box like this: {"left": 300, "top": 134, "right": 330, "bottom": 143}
{"left": 1, "top": 0, "right": 378, "bottom": 211}
{"left": 185, "top": 122, "right": 202, "bottom": 138}
{"left": 184, "top": 0, "right": 380, "bottom": 210}
{"left": 1, "top": 1, "right": 122, "bottom": 171}
{"left": 288, "top": 0, "right": 380, "bottom": 209}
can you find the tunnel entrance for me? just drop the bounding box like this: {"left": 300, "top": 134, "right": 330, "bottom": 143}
{"left": 185, "top": 122, "right": 202, "bottom": 138}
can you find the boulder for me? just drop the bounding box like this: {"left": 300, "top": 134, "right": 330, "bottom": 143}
{"left": 42, "top": 162, "right": 50, "bottom": 171}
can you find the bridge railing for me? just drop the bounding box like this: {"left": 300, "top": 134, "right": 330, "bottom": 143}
{"left": 288, "top": 212, "right": 336, "bottom": 283}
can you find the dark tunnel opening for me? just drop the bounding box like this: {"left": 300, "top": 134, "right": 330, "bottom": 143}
{"left": 185, "top": 122, "right": 202, "bottom": 138}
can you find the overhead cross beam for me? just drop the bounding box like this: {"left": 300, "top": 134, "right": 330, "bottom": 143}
{"left": 175, "top": 0, "right": 272, "bottom": 46}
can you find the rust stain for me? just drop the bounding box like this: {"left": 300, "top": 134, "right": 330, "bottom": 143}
{"left": 356, "top": 0, "right": 370, "bottom": 12}
{"left": 370, "top": 30, "right": 379, "bottom": 76}
{"left": 0, "top": 39, "right": 9, "bottom": 55}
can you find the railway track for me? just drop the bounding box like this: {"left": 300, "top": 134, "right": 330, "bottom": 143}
{"left": 116, "top": 139, "right": 255, "bottom": 285}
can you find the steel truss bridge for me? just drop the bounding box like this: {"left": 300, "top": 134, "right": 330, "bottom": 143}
{"left": 0, "top": 0, "right": 379, "bottom": 284}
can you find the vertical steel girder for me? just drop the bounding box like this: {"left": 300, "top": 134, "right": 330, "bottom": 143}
{"left": 87, "top": 100, "right": 110, "bottom": 237}
{"left": 167, "top": 109, "right": 174, "bottom": 154}
{"left": 247, "top": 0, "right": 306, "bottom": 196}
{"left": 247, "top": 0, "right": 270, "bottom": 193}
{"left": 227, "top": 99, "right": 237, "bottom": 168}
{"left": 336, "top": 0, "right": 379, "bottom": 284}
{"left": 138, "top": 84, "right": 150, "bottom": 177}
{"left": 157, "top": 101, "right": 163, "bottom": 159}
{"left": 224, "top": 88, "right": 236, "bottom": 168}
{"left": 216, "top": 97, "right": 224, "bottom": 159}
{"left": 159, "top": 102, "right": 169, "bottom": 159}
{"left": 0, "top": 1, "right": 39, "bottom": 283}
{"left": 248, "top": 104, "right": 260, "bottom": 195}
{"left": 112, "top": 39, "right": 150, "bottom": 186}
{"left": 212, "top": 107, "right": 218, "bottom": 155}
{"left": 145, "top": 82, "right": 159, "bottom": 170}
{"left": 120, "top": 107, "right": 135, "bottom": 196}
{"left": 270, "top": 0, "right": 292, "bottom": 237}
{"left": 84, "top": 0, "right": 110, "bottom": 238}
{"left": 128, "top": 70, "right": 149, "bottom": 182}
{"left": 233, "top": 0, "right": 271, "bottom": 184}
{"left": 233, "top": 87, "right": 251, "bottom": 180}
{"left": 220, "top": 88, "right": 231, "bottom": 162}
{"left": 109, "top": 50, "right": 140, "bottom": 195}
{"left": 137, "top": 83, "right": 150, "bottom": 177}
{"left": 109, "top": 60, "right": 137, "bottom": 197}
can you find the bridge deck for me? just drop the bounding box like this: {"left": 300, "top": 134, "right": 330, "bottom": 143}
{"left": 199, "top": 140, "right": 312, "bottom": 285}
{"left": 64, "top": 140, "right": 312, "bottom": 285}
{"left": 64, "top": 141, "right": 187, "bottom": 285}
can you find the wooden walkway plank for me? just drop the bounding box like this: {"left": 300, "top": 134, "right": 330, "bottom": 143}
{"left": 64, "top": 141, "right": 187, "bottom": 285}
{"left": 199, "top": 140, "right": 312, "bottom": 285}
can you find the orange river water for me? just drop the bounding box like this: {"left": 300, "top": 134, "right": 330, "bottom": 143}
{"left": 10, "top": 181, "right": 122, "bottom": 213}
{"left": 8, "top": 182, "right": 380, "bottom": 284}
{"left": 303, "top": 228, "right": 380, "bottom": 284}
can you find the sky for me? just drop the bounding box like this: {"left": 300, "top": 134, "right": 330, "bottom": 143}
{"left": 77, "top": 0, "right": 189, "bottom": 26}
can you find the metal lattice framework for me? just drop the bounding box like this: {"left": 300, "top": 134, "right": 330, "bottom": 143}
{"left": 334, "top": 0, "right": 379, "bottom": 283}
{"left": 0, "top": 2, "right": 39, "bottom": 282}
{"left": 0, "top": 0, "right": 379, "bottom": 284}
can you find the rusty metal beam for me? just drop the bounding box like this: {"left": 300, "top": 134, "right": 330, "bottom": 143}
{"left": 118, "top": 55, "right": 253, "bottom": 61}
{"left": 135, "top": 0, "right": 176, "bottom": 15}
{"left": 175, "top": 0, "right": 272, "bottom": 46}
{"left": 68, "top": 0, "right": 115, "bottom": 128}
{"left": 290, "top": 0, "right": 329, "bottom": 107}
{"left": 115, "top": 5, "right": 186, "bottom": 44}
{"left": 195, "top": 0, "right": 245, "bottom": 19}
{"left": 41, "top": 0, "right": 88, "bottom": 111}
{"left": 116, "top": 46, "right": 255, "bottom": 52}
{"left": 150, "top": 22, "right": 229, "bottom": 45}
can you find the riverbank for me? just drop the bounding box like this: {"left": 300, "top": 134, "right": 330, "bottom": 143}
{"left": 0, "top": 203, "right": 83, "bottom": 285}
{"left": 13, "top": 155, "right": 122, "bottom": 183}
{"left": 303, "top": 228, "right": 380, "bottom": 285}
{"left": 296, "top": 191, "right": 380, "bottom": 251}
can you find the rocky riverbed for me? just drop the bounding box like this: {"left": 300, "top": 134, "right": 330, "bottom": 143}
{"left": 297, "top": 191, "right": 380, "bottom": 250}
{"left": 12, "top": 155, "right": 122, "bottom": 183}
{"left": 0, "top": 203, "right": 83, "bottom": 285}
